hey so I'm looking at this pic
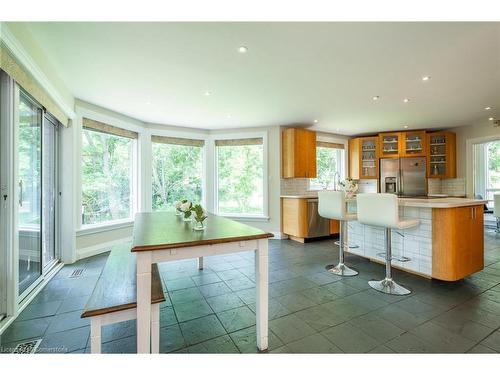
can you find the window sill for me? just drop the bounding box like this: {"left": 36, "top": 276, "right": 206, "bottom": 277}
{"left": 219, "top": 214, "right": 270, "bottom": 222}
{"left": 77, "top": 219, "right": 134, "bottom": 236}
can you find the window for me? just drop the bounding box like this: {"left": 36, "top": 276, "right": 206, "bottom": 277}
{"left": 81, "top": 118, "right": 137, "bottom": 226}
{"left": 216, "top": 137, "right": 265, "bottom": 216}
{"left": 309, "top": 141, "right": 345, "bottom": 190}
{"left": 486, "top": 140, "right": 500, "bottom": 204}
{"left": 151, "top": 136, "right": 204, "bottom": 210}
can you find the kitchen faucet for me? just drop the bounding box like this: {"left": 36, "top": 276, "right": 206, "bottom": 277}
{"left": 333, "top": 171, "right": 341, "bottom": 191}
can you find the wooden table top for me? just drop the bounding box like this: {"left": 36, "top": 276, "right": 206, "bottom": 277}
{"left": 132, "top": 212, "right": 274, "bottom": 252}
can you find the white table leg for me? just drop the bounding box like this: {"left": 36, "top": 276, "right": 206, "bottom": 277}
{"left": 151, "top": 304, "right": 160, "bottom": 354}
{"left": 137, "top": 251, "right": 152, "bottom": 353}
{"left": 255, "top": 238, "right": 269, "bottom": 351}
{"left": 90, "top": 317, "right": 101, "bottom": 354}
{"left": 198, "top": 256, "right": 204, "bottom": 270}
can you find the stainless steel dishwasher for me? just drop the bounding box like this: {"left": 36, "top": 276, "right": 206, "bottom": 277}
{"left": 306, "top": 198, "right": 330, "bottom": 238}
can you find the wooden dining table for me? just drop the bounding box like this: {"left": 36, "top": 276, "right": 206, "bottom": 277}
{"left": 131, "top": 212, "right": 273, "bottom": 353}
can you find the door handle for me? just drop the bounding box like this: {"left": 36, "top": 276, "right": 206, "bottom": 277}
{"left": 18, "top": 179, "right": 23, "bottom": 207}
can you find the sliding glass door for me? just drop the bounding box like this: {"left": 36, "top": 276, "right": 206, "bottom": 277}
{"left": 17, "top": 92, "right": 43, "bottom": 296}
{"left": 17, "top": 91, "right": 59, "bottom": 298}
{"left": 0, "top": 71, "right": 9, "bottom": 321}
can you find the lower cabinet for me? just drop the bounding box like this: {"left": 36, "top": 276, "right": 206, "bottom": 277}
{"left": 282, "top": 198, "right": 339, "bottom": 243}
{"left": 432, "top": 205, "right": 484, "bottom": 281}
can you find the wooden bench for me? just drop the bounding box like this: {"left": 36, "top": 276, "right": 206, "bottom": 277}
{"left": 81, "top": 244, "right": 165, "bottom": 353}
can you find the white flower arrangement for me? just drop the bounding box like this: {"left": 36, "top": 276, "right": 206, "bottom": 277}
{"left": 179, "top": 201, "right": 192, "bottom": 213}
{"left": 339, "top": 178, "right": 358, "bottom": 198}
{"left": 174, "top": 200, "right": 207, "bottom": 229}
{"left": 175, "top": 199, "right": 193, "bottom": 220}
{"left": 174, "top": 200, "right": 183, "bottom": 215}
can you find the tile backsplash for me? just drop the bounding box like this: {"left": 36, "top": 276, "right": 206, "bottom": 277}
{"left": 428, "top": 178, "right": 465, "bottom": 197}
{"left": 427, "top": 179, "right": 442, "bottom": 195}
{"left": 281, "top": 178, "right": 313, "bottom": 196}
{"left": 282, "top": 177, "right": 466, "bottom": 197}
{"left": 441, "top": 178, "right": 466, "bottom": 196}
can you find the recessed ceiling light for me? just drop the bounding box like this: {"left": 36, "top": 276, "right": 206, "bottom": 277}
{"left": 204, "top": 91, "right": 212, "bottom": 96}
{"left": 145, "top": 101, "right": 151, "bottom": 105}
{"left": 403, "top": 98, "right": 410, "bottom": 103}
{"left": 422, "top": 76, "right": 431, "bottom": 81}
{"left": 404, "top": 125, "right": 409, "bottom": 129}
{"left": 238, "top": 46, "right": 248, "bottom": 53}
{"left": 313, "top": 119, "right": 319, "bottom": 124}
{"left": 372, "top": 96, "right": 380, "bottom": 101}
{"left": 226, "top": 114, "right": 232, "bottom": 118}
{"left": 485, "top": 106, "right": 491, "bottom": 110}
{"left": 489, "top": 117, "right": 495, "bottom": 121}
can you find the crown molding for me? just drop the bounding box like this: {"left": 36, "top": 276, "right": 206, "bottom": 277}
{"left": 0, "top": 23, "right": 76, "bottom": 120}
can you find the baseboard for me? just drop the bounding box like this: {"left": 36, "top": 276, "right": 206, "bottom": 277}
{"left": 76, "top": 237, "right": 133, "bottom": 261}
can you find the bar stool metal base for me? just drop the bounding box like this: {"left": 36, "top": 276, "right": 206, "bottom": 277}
{"left": 326, "top": 263, "right": 358, "bottom": 276}
{"left": 368, "top": 278, "right": 411, "bottom": 296}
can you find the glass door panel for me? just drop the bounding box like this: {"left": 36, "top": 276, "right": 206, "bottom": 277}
{"left": 0, "top": 71, "right": 7, "bottom": 320}
{"left": 360, "top": 137, "right": 378, "bottom": 178}
{"left": 18, "top": 92, "right": 42, "bottom": 296}
{"left": 42, "top": 115, "right": 57, "bottom": 270}
{"left": 404, "top": 131, "right": 426, "bottom": 157}
{"left": 429, "top": 134, "right": 447, "bottom": 177}
{"left": 379, "top": 133, "right": 401, "bottom": 157}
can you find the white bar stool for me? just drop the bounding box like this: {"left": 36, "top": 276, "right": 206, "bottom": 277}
{"left": 318, "top": 191, "right": 358, "bottom": 276}
{"left": 494, "top": 194, "right": 500, "bottom": 233}
{"left": 357, "top": 193, "right": 419, "bottom": 295}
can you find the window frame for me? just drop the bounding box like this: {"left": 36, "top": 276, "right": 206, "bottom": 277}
{"left": 77, "top": 114, "right": 139, "bottom": 232}
{"left": 484, "top": 140, "right": 500, "bottom": 205}
{"left": 213, "top": 131, "right": 269, "bottom": 220}
{"left": 308, "top": 136, "right": 347, "bottom": 191}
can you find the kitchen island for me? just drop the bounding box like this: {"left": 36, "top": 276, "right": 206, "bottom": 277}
{"left": 346, "top": 197, "right": 487, "bottom": 281}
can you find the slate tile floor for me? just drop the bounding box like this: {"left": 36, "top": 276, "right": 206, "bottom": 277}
{"left": 2, "top": 230, "right": 500, "bottom": 354}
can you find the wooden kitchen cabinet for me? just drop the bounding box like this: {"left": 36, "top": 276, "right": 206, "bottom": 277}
{"left": 330, "top": 219, "right": 340, "bottom": 235}
{"left": 427, "top": 131, "right": 456, "bottom": 178}
{"left": 348, "top": 136, "right": 379, "bottom": 179}
{"left": 282, "top": 128, "right": 317, "bottom": 178}
{"left": 432, "top": 205, "right": 483, "bottom": 281}
{"left": 378, "top": 132, "right": 402, "bottom": 158}
{"left": 402, "top": 130, "right": 427, "bottom": 157}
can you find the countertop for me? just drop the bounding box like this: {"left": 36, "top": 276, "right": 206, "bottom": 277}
{"left": 281, "top": 194, "right": 487, "bottom": 208}
{"left": 281, "top": 195, "right": 318, "bottom": 199}
{"left": 398, "top": 197, "right": 487, "bottom": 208}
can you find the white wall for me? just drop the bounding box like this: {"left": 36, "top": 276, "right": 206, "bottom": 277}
{"left": 1, "top": 22, "right": 75, "bottom": 120}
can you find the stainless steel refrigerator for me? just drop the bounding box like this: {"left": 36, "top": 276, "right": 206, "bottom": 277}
{"left": 380, "top": 157, "right": 427, "bottom": 197}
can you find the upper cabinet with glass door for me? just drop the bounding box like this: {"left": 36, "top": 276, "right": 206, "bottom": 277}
{"left": 348, "top": 136, "right": 378, "bottom": 179}
{"left": 402, "top": 130, "right": 427, "bottom": 157}
{"left": 426, "top": 131, "right": 456, "bottom": 178}
{"left": 378, "top": 132, "right": 401, "bottom": 158}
